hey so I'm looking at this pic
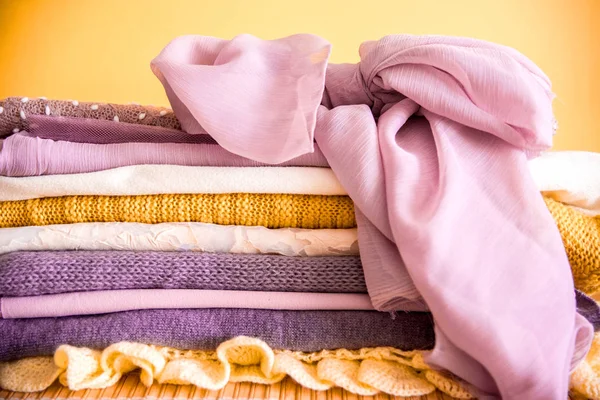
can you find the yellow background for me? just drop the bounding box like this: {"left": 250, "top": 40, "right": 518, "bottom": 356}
{"left": 0, "top": 0, "right": 598, "bottom": 151}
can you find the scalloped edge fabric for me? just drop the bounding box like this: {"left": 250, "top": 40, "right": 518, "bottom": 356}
{"left": 0, "top": 336, "right": 473, "bottom": 398}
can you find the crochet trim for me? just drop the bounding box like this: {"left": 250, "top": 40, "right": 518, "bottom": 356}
{"left": 0, "top": 336, "right": 473, "bottom": 398}
{"left": 571, "top": 332, "right": 600, "bottom": 399}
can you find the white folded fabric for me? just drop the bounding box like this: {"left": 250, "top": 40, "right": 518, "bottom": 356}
{"left": 0, "top": 222, "right": 358, "bottom": 257}
{"left": 529, "top": 151, "right": 600, "bottom": 215}
{"left": 0, "top": 165, "right": 347, "bottom": 201}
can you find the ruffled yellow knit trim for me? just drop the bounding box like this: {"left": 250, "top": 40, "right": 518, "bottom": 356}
{"left": 0, "top": 336, "right": 473, "bottom": 398}
{"left": 2, "top": 335, "right": 600, "bottom": 398}
{"left": 571, "top": 332, "right": 600, "bottom": 399}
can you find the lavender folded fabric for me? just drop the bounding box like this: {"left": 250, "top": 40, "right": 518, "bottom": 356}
{"left": 0, "top": 308, "right": 435, "bottom": 361}
{"left": 0, "top": 289, "right": 376, "bottom": 318}
{"left": 0, "top": 251, "right": 366, "bottom": 297}
{"left": 0, "top": 134, "right": 329, "bottom": 177}
{"left": 576, "top": 291, "right": 600, "bottom": 331}
{"left": 25, "top": 115, "right": 215, "bottom": 144}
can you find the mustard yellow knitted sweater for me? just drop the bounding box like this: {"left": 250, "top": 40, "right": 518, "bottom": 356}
{"left": 545, "top": 197, "right": 600, "bottom": 294}
{"left": 0, "top": 194, "right": 355, "bottom": 229}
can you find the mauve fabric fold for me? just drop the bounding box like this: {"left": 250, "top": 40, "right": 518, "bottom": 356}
{"left": 25, "top": 115, "right": 212, "bottom": 144}
{"left": 151, "top": 33, "right": 591, "bottom": 398}
{"left": 576, "top": 291, "right": 600, "bottom": 331}
{"left": 0, "top": 251, "right": 366, "bottom": 296}
{"left": 0, "top": 308, "right": 435, "bottom": 362}
{"left": 0, "top": 133, "right": 329, "bottom": 177}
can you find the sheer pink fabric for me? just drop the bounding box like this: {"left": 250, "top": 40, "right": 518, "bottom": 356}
{"left": 151, "top": 34, "right": 592, "bottom": 399}
{"left": 0, "top": 134, "right": 328, "bottom": 176}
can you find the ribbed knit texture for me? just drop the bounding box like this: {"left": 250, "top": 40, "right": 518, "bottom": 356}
{"left": 0, "top": 194, "right": 355, "bottom": 229}
{"left": 0, "top": 251, "right": 366, "bottom": 297}
{"left": 545, "top": 197, "right": 600, "bottom": 294}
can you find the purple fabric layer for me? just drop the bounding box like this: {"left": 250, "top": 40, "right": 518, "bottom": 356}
{"left": 0, "top": 308, "right": 435, "bottom": 361}
{"left": 0, "top": 134, "right": 329, "bottom": 177}
{"left": 151, "top": 33, "right": 590, "bottom": 399}
{"left": 0, "top": 289, "right": 375, "bottom": 318}
{"left": 0, "top": 251, "right": 366, "bottom": 297}
{"left": 25, "top": 115, "right": 218, "bottom": 144}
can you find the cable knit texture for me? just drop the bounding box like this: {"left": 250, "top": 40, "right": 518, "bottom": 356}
{"left": 0, "top": 194, "right": 355, "bottom": 229}
{"left": 0, "top": 251, "right": 366, "bottom": 296}
{"left": 0, "top": 336, "right": 472, "bottom": 398}
{"left": 545, "top": 197, "right": 600, "bottom": 294}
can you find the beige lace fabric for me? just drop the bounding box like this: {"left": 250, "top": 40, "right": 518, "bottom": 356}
{"left": 0, "top": 336, "right": 473, "bottom": 398}
{"left": 0, "top": 97, "right": 180, "bottom": 136}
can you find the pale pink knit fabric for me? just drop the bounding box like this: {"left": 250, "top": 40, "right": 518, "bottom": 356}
{"left": 151, "top": 34, "right": 592, "bottom": 399}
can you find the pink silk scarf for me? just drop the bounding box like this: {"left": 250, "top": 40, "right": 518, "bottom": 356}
{"left": 151, "top": 34, "right": 592, "bottom": 399}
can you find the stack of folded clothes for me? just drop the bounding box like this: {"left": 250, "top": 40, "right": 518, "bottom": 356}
{"left": 0, "top": 97, "right": 453, "bottom": 397}
{"left": 0, "top": 33, "right": 600, "bottom": 400}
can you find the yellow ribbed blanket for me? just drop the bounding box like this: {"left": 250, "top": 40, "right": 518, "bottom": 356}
{"left": 0, "top": 336, "right": 471, "bottom": 398}
{"left": 545, "top": 198, "right": 600, "bottom": 295}
{"left": 0, "top": 194, "right": 355, "bottom": 229}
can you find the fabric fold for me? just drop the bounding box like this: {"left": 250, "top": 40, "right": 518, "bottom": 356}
{"left": 0, "top": 133, "right": 329, "bottom": 177}
{"left": 0, "top": 165, "right": 346, "bottom": 202}
{"left": 530, "top": 151, "right": 600, "bottom": 215}
{"left": 0, "top": 337, "right": 465, "bottom": 396}
{"left": 0, "top": 308, "right": 435, "bottom": 361}
{"left": 151, "top": 33, "right": 589, "bottom": 399}
{"left": 0, "top": 289, "right": 377, "bottom": 319}
{"left": 0, "top": 251, "right": 366, "bottom": 296}
{"left": 152, "top": 34, "right": 331, "bottom": 164}
{"left": 0, "top": 193, "right": 355, "bottom": 229}
{"left": 0, "top": 222, "right": 359, "bottom": 256}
